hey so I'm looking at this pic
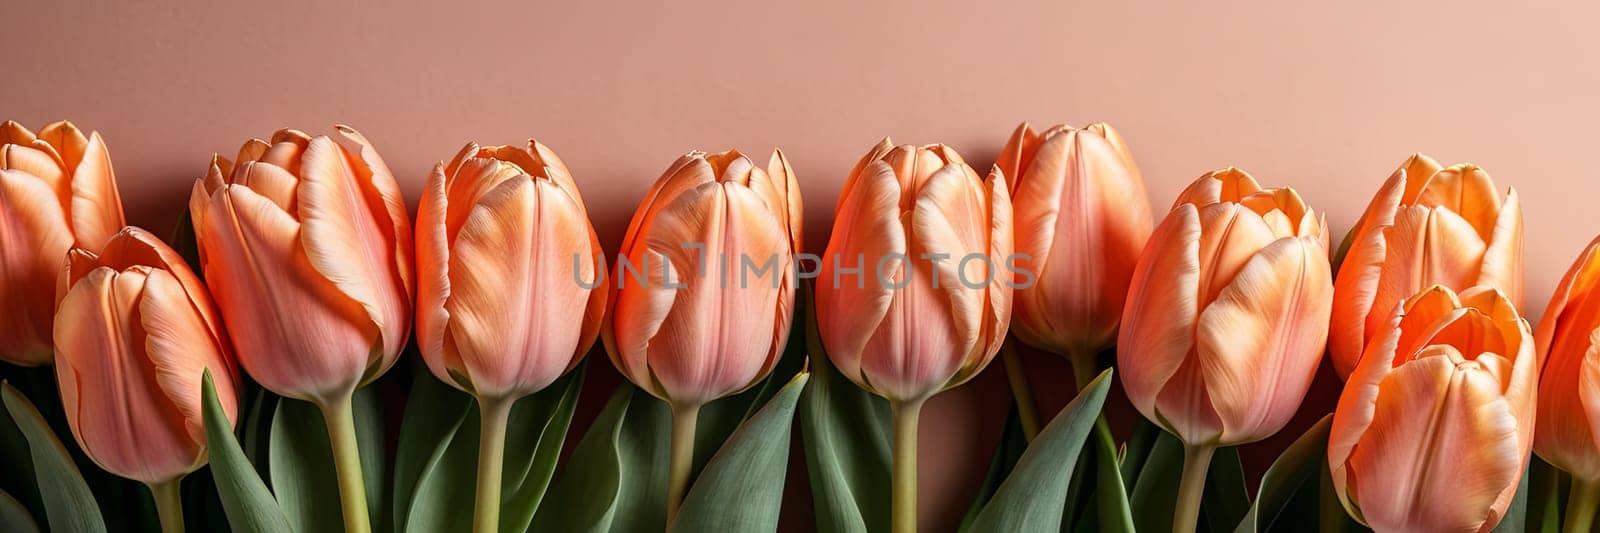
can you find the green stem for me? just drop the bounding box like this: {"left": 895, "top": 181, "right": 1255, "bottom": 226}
{"left": 1566, "top": 477, "right": 1600, "bottom": 533}
{"left": 320, "top": 393, "right": 370, "bottom": 533}
{"left": 999, "top": 341, "right": 1041, "bottom": 441}
{"left": 891, "top": 398, "right": 925, "bottom": 533}
{"left": 1067, "top": 348, "right": 1096, "bottom": 391}
{"left": 148, "top": 478, "right": 185, "bottom": 533}
{"left": 473, "top": 396, "right": 514, "bottom": 533}
{"left": 1173, "top": 444, "right": 1214, "bottom": 533}
{"left": 665, "top": 402, "right": 701, "bottom": 526}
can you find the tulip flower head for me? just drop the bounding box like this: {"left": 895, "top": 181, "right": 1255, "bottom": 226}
{"left": 1534, "top": 236, "right": 1600, "bottom": 482}
{"left": 1330, "top": 155, "right": 1522, "bottom": 379}
{"left": 814, "top": 140, "right": 1014, "bottom": 404}
{"left": 998, "top": 122, "right": 1152, "bottom": 357}
{"left": 54, "top": 227, "right": 239, "bottom": 484}
{"left": 416, "top": 140, "right": 606, "bottom": 400}
{"left": 1328, "top": 285, "right": 1534, "bottom": 533}
{"left": 602, "top": 149, "right": 801, "bottom": 408}
{"left": 0, "top": 120, "right": 126, "bottom": 366}
{"left": 1117, "top": 168, "right": 1332, "bottom": 447}
{"left": 189, "top": 126, "right": 413, "bottom": 404}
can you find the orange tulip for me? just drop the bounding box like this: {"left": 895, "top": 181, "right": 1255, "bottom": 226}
{"left": 1117, "top": 168, "right": 1331, "bottom": 533}
{"left": 189, "top": 126, "right": 413, "bottom": 402}
{"left": 0, "top": 120, "right": 126, "bottom": 366}
{"left": 189, "top": 126, "right": 411, "bottom": 533}
{"left": 1119, "top": 168, "right": 1332, "bottom": 447}
{"left": 601, "top": 148, "right": 801, "bottom": 522}
{"left": 998, "top": 122, "right": 1152, "bottom": 370}
{"left": 1330, "top": 155, "right": 1522, "bottom": 379}
{"left": 815, "top": 140, "right": 1013, "bottom": 403}
{"left": 53, "top": 227, "right": 239, "bottom": 485}
{"left": 416, "top": 140, "right": 606, "bottom": 400}
{"left": 1532, "top": 236, "right": 1600, "bottom": 530}
{"left": 1328, "top": 285, "right": 1534, "bottom": 533}
{"left": 813, "top": 140, "right": 1012, "bottom": 533}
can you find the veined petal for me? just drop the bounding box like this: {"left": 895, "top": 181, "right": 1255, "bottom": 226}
{"left": 1195, "top": 203, "right": 1277, "bottom": 304}
{"left": 1414, "top": 164, "right": 1501, "bottom": 238}
{"left": 1366, "top": 206, "right": 1487, "bottom": 353}
{"left": 139, "top": 269, "right": 239, "bottom": 443}
{"left": 1537, "top": 328, "right": 1600, "bottom": 480}
{"left": 414, "top": 163, "right": 460, "bottom": 388}
{"left": 68, "top": 132, "right": 125, "bottom": 250}
{"left": 1476, "top": 188, "right": 1523, "bottom": 307}
{"left": 1118, "top": 204, "right": 1202, "bottom": 426}
{"left": 816, "top": 161, "right": 906, "bottom": 388}
{"left": 0, "top": 170, "right": 73, "bottom": 365}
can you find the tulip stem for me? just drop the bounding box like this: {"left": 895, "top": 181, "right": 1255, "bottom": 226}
{"left": 320, "top": 394, "right": 370, "bottom": 533}
{"left": 1566, "top": 477, "right": 1600, "bottom": 533}
{"left": 1173, "top": 443, "right": 1214, "bottom": 533}
{"left": 147, "top": 478, "right": 184, "bottom": 533}
{"left": 999, "top": 341, "right": 1041, "bottom": 441}
{"left": 890, "top": 398, "right": 925, "bottom": 533}
{"left": 473, "top": 395, "right": 514, "bottom": 533}
{"left": 1066, "top": 347, "right": 1096, "bottom": 391}
{"left": 665, "top": 401, "right": 701, "bottom": 526}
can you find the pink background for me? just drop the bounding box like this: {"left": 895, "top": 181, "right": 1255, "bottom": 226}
{"left": 8, "top": 1, "right": 1600, "bottom": 529}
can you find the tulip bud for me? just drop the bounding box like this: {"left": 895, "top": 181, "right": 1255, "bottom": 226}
{"left": 998, "top": 122, "right": 1153, "bottom": 360}
{"left": 1328, "top": 285, "right": 1534, "bottom": 532}
{"left": 0, "top": 120, "right": 126, "bottom": 366}
{"left": 1330, "top": 155, "right": 1522, "bottom": 379}
{"left": 1533, "top": 236, "right": 1600, "bottom": 481}
{"left": 189, "top": 126, "right": 413, "bottom": 403}
{"left": 416, "top": 140, "right": 606, "bottom": 399}
{"left": 53, "top": 227, "right": 239, "bottom": 484}
{"left": 1117, "top": 168, "right": 1332, "bottom": 447}
{"left": 814, "top": 140, "right": 1014, "bottom": 403}
{"left": 602, "top": 149, "right": 801, "bottom": 407}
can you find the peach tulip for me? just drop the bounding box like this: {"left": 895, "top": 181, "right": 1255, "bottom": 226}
{"left": 1117, "top": 168, "right": 1331, "bottom": 533}
{"left": 189, "top": 126, "right": 411, "bottom": 533}
{"left": 0, "top": 120, "right": 126, "bottom": 366}
{"left": 1330, "top": 155, "right": 1522, "bottom": 379}
{"left": 54, "top": 227, "right": 238, "bottom": 531}
{"left": 1532, "top": 236, "right": 1600, "bottom": 530}
{"left": 415, "top": 140, "right": 607, "bottom": 533}
{"left": 189, "top": 126, "right": 413, "bottom": 402}
{"left": 1329, "top": 285, "right": 1534, "bottom": 533}
{"left": 997, "top": 121, "right": 1152, "bottom": 388}
{"left": 601, "top": 148, "right": 800, "bottom": 522}
{"left": 417, "top": 140, "right": 606, "bottom": 399}
{"left": 814, "top": 140, "right": 1012, "bottom": 533}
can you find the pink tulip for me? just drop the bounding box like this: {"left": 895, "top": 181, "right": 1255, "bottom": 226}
{"left": 416, "top": 140, "right": 606, "bottom": 400}
{"left": 998, "top": 122, "right": 1152, "bottom": 370}
{"left": 1330, "top": 155, "right": 1522, "bottom": 379}
{"left": 188, "top": 126, "right": 413, "bottom": 402}
{"left": 53, "top": 227, "right": 239, "bottom": 527}
{"left": 0, "top": 120, "right": 126, "bottom": 366}
{"left": 1329, "top": 285, "right": 1534, "bottom": 533}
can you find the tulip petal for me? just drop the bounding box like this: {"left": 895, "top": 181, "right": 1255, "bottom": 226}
{"left": 140, "top": 269, "right": 238, "bottom": 443}
{"left": 1194, "top": 237, "right": 1332, "bottom": 444}
{"left": 336, "top": 125, "right": 415, "bottom": 298}
{"left": 1343, "top": 351, "right": 1520, "bottom": 533}
{"left": 1195, "top": 203, "right": 1277, "bottom": 304}
{"left": 415, "top": 163, "right": 461, "bottom": 387}
{"left": 0, "top": 169, "right": 73, "bottom": 365}
{"left": 67, "top": 133, "right": 125, "bottom": 249}
{"left": 618, "top": 154, "right": 715, "bottom": 257}
{"left": 1537, "top": 327, "right": 1600, "bottom": 480}
{"left": 1366, "top": 206, "right": 1487, "bottom": 353}
{"left": 1330, "top": 166, "right": 1412, "bottom": 378}
{"left": 816, "top": 160, "right": 906, "bottom": 391}
{"left": 1118, "top": 204, "right": 1202, "bottom": 430}
{"left": 1476, "top": 188, "right": 1523, "bottom": 307}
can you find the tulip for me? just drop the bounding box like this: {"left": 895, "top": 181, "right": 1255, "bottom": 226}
{"left": 0, "top": 120, "right": 126, "bottom": 366}
{"left": 1328, "top": 285, "right": 1534, "bottom": 533}
{"left": 1532, "top": 236, "right": 1600, "bottom": 531}
{"left": 54, "top": 227, "right": 239, "bottom": 533}
{"left": 601, "top": 148, "right": 800, "bottom": 523}
{"left": 416, "top": 140, "right": 606, "bottom": 533}
{"left": 814, "top": 140, "right": 1012, "bottom": 533}
{"left": 1330, "top": 154, "right": 1522, "bottom": 379}
{"left": 1117, "top": 168, "right": 1332, "bottom": 533}
{"left": 189, "top": 126, "right": 412, "bottom": 533}
{"left": 995, "top": 121, "right": 1154, "bottom": 438}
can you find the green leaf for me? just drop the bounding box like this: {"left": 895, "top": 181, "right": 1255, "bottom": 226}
{"left": 1118, "top": 418, "right": 1160, "bottom": 488}
{"left": 392, "top": 362, "right": 585, "bottom": 533}
{"left": 1203, "top": 447, "right": 1249, "bottom": 531}
{"left": 798, "top": 346, "right": 892, "bottom": 533}
{"left": 268, "top": 387, "right": 386, "bottom": 533}
{"left": 672, "top": 372, "right": 810, "bottom": 531}
{"left": 1234, "top": 415, "right": 1330, "bottom": 532}
{"left": 1527, "top": 458, "right": 1564, "bottom": 533}
{"left": 0, "top": 488, "right": 41, "bottom": 533}
{"left": 967, "top": 369, "right": 1113, "bottom": 532}
{"left": 957, "top": 406, "right": 1026, "bottom": 531}
{"left": 202, "top": 371, "right": 291, "bottom": 533}
{"left": 0, "top": 381, "right": 106, "bottom": 533}
{"left": 530, "top": 383, "right": 671, "bottom": 533}
{"left": 1082, "top": 421, "right": 1135, "bottom": 532}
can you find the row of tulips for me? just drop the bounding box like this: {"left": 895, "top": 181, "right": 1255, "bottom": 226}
{"left": 0, "top": 117, "right": 1594, "bottom": 533}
